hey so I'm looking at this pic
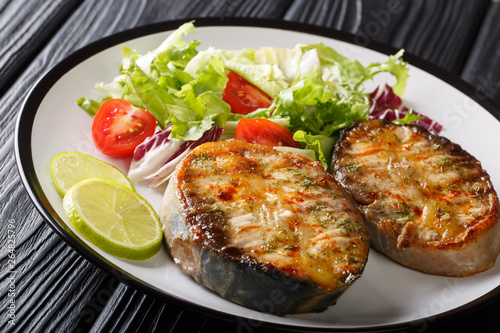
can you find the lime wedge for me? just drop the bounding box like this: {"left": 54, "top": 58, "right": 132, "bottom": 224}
{"left": 63, "top": 178, "right": 162, "bottom": 261}
{"left": 51, "top": 152, "right": 133, "bottom": 197}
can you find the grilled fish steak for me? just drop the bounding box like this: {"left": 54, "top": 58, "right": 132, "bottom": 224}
{"left": 160, "top": 140, "right": 369, "bottom": 314}
{"left": 333, "top": 120, "right": 500, "bottom": 277}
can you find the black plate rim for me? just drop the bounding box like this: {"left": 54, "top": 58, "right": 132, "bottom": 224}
{"left": 14, "top": 16, "right": 500, "bottom": 333}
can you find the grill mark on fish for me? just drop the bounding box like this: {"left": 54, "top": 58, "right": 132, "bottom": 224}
{"left": 160, "top": 140, "right": 370, "bottom": 313}
{"left": 333, "top": 120, "right": 500, "bottom": 276}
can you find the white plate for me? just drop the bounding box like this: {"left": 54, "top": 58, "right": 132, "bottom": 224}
{"left": 15, "top": 18, "right": 500, "bottom": 331}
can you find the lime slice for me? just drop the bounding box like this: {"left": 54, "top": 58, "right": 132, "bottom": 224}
{"left": 63, "top": 178, "right": 162, "bottom": 261}
{"left": 51, "top": 152, "right": 133, "bottom": 197}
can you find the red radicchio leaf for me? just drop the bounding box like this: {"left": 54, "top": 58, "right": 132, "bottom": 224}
{"left": 369, "top": 83, "right": 442, "bottom": 133}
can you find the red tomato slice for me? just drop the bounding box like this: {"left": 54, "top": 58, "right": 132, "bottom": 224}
{"left": 91, "top": 99, "right": 157, "bottom": 157}
{"left": 235, "top": 118, "right": 301, "bottom": 148}
{"left": 223, "top": 71, "right": 273, "bottom": 115}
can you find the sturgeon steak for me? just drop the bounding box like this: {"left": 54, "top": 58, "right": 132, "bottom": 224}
{"left": 160, "top": 140, "right": 369, "bottom": 314}
{"left": 333, "top": 119, "right": 500, "bottom": 277}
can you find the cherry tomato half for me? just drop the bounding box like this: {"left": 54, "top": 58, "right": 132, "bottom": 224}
{"left": 223, "top": 71, "right": 273, "bottom": 115}
{"left": 91, "top": 99, "right": 157, "bottom": 157}
{"left": 235, "top": 118, "right": 301, "bottom": 148}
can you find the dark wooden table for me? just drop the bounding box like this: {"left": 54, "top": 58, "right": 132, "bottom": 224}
{"left": 2, "top": 1, "right": 500, "bottom": 332}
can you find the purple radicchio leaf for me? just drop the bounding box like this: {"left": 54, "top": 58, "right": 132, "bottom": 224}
{"left": 128, "top": 125, "right": 224, "bottom": 187}
{"left": 369, "top": 83, "right": 442, "bottom": 133}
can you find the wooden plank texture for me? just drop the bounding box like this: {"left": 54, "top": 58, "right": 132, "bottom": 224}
{"left": 461, "top": 2, "right": 500, "bottom": 106}
{"left": 284, "top": 0, "right": 489, "bottom": 75}
{"left": 0, "top": 0, "right": 83, "bottom": 95}
{"left": 1, "top": 0, "right": 500, "bottom": 332}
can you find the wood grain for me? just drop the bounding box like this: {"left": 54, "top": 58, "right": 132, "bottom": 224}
{"left": 284, "top": 0, "right": 489, "bottom": 74}
{"left": 461, "top": 2, "right": 500, "bottom": 106}
{"left": 0, "top": 0, "right": 82, "bottom": 96}
{"left": 1, "top": 0, "right": 500, "bottom": 332}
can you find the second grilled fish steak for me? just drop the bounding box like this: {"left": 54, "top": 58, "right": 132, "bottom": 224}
{"left": 333, "top": 120, "right": 500, "bottom": 277}
{"left": 160, "top": 140, "right": 369, "bottom": 314}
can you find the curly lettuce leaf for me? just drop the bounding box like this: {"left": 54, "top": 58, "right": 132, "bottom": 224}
{"left": 293, "top": 131, "right": 337, "bottom": 169}
{"left": 362, "top": 49, "right": 409, "bottom": 97}
{"left": 242, "top": 68, "right": 369, "bottom": 168}
{"left": 392, "top": 109, "right": 423, "bottom": 124}
{"left": 267, "top": 69, "right": 369, "bottom": 136}
{"left": 170, "top": 57, "right": 230, "bottom": 140}
{"left": 78, "top": 21, "right": 231, "bottom": 141}
{"left": 302, "top": 44, "right": 409, "bottom": 96}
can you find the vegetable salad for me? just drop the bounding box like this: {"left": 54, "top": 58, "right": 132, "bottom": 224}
{"left": 78, "top": 21, "right": 440, "bottom": 187}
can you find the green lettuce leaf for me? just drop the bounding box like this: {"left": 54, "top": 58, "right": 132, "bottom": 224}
{"left": 268, "top": 69, "right": 369, "bottom": 136}
{"left": 244, "top": 68, "right": 369, "bottom": 168}
{"left": 76, "top": 97, "right": 107, "bottom": 116}
{"left": 170, "top": 57, "right": 230, "bottom": 140}
{"left": 362, "top": 49, "right": 409, "bottom": 97}
{"left": 303, "top": 43, "right": 368, "bottom": 86}
{"left": 77, "top": 21, "right": 231, "bottom": 141}
{"left": 302, "top": 44, "right": 409, "bottom": 96}
{"left": 224, "top": 53, "right": 289, "bottom": 97}
{"left": 293, "top": 131, "right": 337, "bottom": 169}
{"left": 392, "top": 109, "right": 423, "bottom": 124}
{"left": 121, "top": 57, "right": 175, "bottom": 127}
